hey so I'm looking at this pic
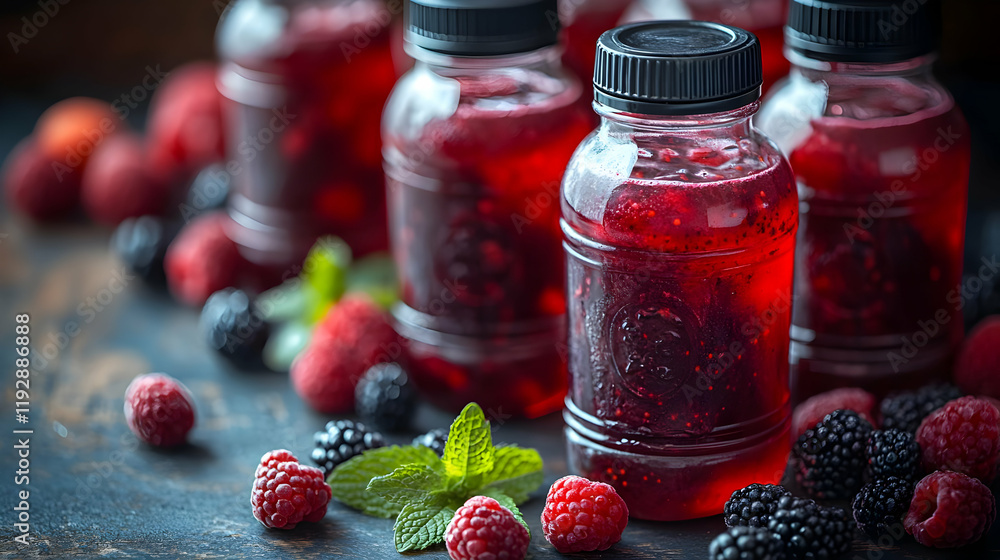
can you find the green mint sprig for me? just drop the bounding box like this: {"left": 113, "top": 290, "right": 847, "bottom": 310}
{"left": 327, "top": 403, "right": 544, "bottom": 552}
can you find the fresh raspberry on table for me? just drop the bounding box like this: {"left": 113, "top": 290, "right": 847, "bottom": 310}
{"left": 291, "top": 294, "right": 399, "bottom": 414}
{"left": 541, "top": 475, "right": 629, "bottom": 553}
{"left": 904, "top": 470, "right": 996, "bottom": 548}
{"left": 915, "top": 396, "right": 1000, "bottom": 483}
{"left": 3, "top": 137, "right": 81, "bottom": 222}
{"left": 793, "top": 388, "right": 877, "bottom": 438}
{"left": 251, "top": 449, "right": 331, "bottom": 530}
{"left": 164, "top": 211, "right": 243, "bottom": 306}
{"left": 954, "top": 315, "right": 1000, "bottom": 399}
{"left": 124, "top": 373, "right": 195, "bottom": 447}
{"left": 445, "top": 496, "right": 529, "bottom": 560}
{"left": 81, "top": 133, "right": 169, "bottom": 226}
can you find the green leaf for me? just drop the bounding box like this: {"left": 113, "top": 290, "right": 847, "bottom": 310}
{"left": 261, "top": 321, "right": 312, "bottom": 373}
{"left": 328, "top": 445, "right": 442, "bottom": 518}
{"left": 367, "top": 464, "right": 444, "bottom": 507}
{"left": 256, "top": 279, "right": 308, "bottom": 323}
{"left": 480, "top": 446, "right": 544, "bottom": 503}
{"left": 442, "top": 403, "right": 495, "bottom": 481}
{"left": 393, "top": 502, "right": 453, "bottom": 552}
{"left": 347, "top": 253, "right": 399, "bottom": 309}
{"left": 480, "top": 489, "right": 530, "bottom": 536}
{"left": 302, "top": 236, "right": 352, "bottom": 322}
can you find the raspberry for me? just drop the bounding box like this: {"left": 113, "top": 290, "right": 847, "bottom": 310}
{"left": 793, "top": 409, "right": 873, "bottom": 499}
{"left": 199, "top": 288, "right": 270, "bottom": 369}
{"left": 111, "top": 216, "right": 178, "bottom": 287}
{"left": 291, "top": 294, "right": 399, "bottom": 414}
{"left": 412, "top": 428, "right": 448, "bottom": 456}
{"left": 793, "top": 388, "right": 877, "bottom": 438}
{"left": 124, "top": 373, "right": 195, "bottom": 447}
{"left": 355, "top": 362, "right": 417, "bottom": 432}
{"left": 954, "top": 315, "right": 1000, "bottom": 399}
{"left": 767, "top": 496, "right": 852, "bottom": 560}
{"left": 866, "top": 429, "right": 921, "bottom": 482}
{"left": 880, "top": 383, "right": 963, "bottom": 434}
{"left": 541, "top": 475, "right": 629, "bottom": 553}
{"left": 904, "top": 470, "right": 996, "bottom": 548}
{"left": 251, "top": 449, "right": 331, "bottom": 530}
{"left": 709, "top": 526, "right": 785, "bottom": 560}
{"left": 915, "top": 396, "right": 1000, "bottom": 482}
{"left": 723, "top": 483, "right": 791, "bottom": 528}
{"left": 3, "top": 137, "right": 81, "bottom": 221}
{"left": 445, "top": 496, "right": 529, "bottom": 560}
{"left": 852, "top": 476, "right": 913, "bottom": 539}
{"left": 165, "top": 212, "right": 243, "bottom": 306}
{"left": 310, "top": 419, "right": 385, "bottom": 477}
{"left": 81, "top": 133, "right": 168, "bottom": 226}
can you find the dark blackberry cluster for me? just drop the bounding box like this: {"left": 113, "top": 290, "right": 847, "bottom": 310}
{"left": 709, "top": 526, "right": 785, "bottom": 560}
{"left": 879, "top": 383, "right": 962, "bottom": 433}
{"left": 852, "top": 477, "right": 913, "bottom": 540}
{"left": 793, "top": 409, "right": 873, "bottom": 500}
{"left": 354, "top": 363, "right": 417, "bottom": 432}
{"left": 111, "top": 215, "right": 178, "bottom": 286}
{"left": 199, "top": 288, "right": 270, "bottom": 369}
{"left": 865, "top": 429, "right": 921, "bottom": 482}
{"left": 311, "top": 419, "right": 385, "bottom": 476}
{"left": 768, "top": 496, "right": 852, "bottom": 560}
{"left": 412, "top": 428, "right": 448, "bottom": 456}
{"left": 724, "top": 483, "right": 792, "bottom": 528}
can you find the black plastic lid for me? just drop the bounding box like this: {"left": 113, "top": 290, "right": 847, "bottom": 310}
{"left": 406, "top": 0, "right": 560, "bottom": 56}
{"left": 594, "top": 21, "right": 763, "bottom": 116}
{"left": 786, "top": 0, "right": 941, "bottom": 63}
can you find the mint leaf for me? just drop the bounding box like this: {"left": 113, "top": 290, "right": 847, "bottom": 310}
{"left": 328, "top": 445, "right": 442, "bottom": 518}
{"left": 442, "top": 403, "right": 495, "bottom": 481}
{"left": 347, "top": 253, "right": 399, "bottom": 309}
{"left": 367, "top": 464, "right": 443, "bottom": 506}
{"left": 302, "top": 236, "right": 352, "bottom": 322}
{"left": 480, "top": 489, "right": 529, "bottom": 535}
{"left": 393, "top": 502, "right": 453, "bottom": 552}
{"left": 481, "top": 446, "right": 544, "bottom": 503}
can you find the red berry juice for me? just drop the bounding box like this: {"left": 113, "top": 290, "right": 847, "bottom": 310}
{"left": 384, "top": 0, "right": 592, "bottom": 417}
{"left": 757, "top": 0, "right": 970, "bottom": 398}
{"left": 562, "top": 21, "right": 796, "bottom": 521}
{"left": 560, "top": 0, "right": 633, "bottom": 88}
{"left": 217, "top": 0, "right": 397, "bottom": 285}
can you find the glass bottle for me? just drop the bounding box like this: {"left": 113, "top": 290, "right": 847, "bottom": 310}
{"left": 562, "top": 21, "right": 797, "bottom": 520}
{"left": 216, "top": 0, "right": 398, "bottom": 287}
{"left": 383, "top": 0, "right": 593, "bottom": 417}
{"left": 757, "top": 0, "right": 969, "bottom": 398}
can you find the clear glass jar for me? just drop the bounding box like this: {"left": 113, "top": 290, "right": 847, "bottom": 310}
{"left": 562, "top": 21, "right": 797, "bottom": 520}
{"left": 758, "top": 51, "right": 970, "bottom": 398}
{"left": 216, "top": 0, "right": 397, "bottom": 286}
{"left": 383, "top": 13, "right": 593, "bottom": 417}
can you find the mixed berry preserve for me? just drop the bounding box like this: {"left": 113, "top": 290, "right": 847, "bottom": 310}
{"left": 383, "top": 0, "right": 592, "bottom": 417}
{"left": 562, "top": 21, "right": 797, "bottom": 520}
{"left": 621, "top": 0, "right": 790, "bottom": 93}
{"left": 216, "top": 0, "right": 397, "bottom": 285}
{"left": 757, "top": 0, "right": 970, "bottom": 398}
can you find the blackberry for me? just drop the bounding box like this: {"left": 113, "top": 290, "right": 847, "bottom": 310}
{"left": 182, "top": 164, "right": 230, "bottom": 219}
{"left": 199, "top": 288, "right": 270, "bottom": 369}
{"left": 852, "top": 477, "right": 913, "bottom": 540}
{"left": 311, "top": 419, "right": 385, "bottom": 476}
{"left": 111, "top": 215, "right": 178, "bottom": 286}
{"left": 768, "top": 496, "right": 852, "bottom": 560}
{"left": 412, "top": 428, "right": 448, "bottom": 456}
{"left": 793, "top": 409, "right": 873, "bottom": 500}
{"left": 355, "top": 363, "right": 417, "bottom": 432}
{"left": 879, "top": 383, "right": 962, "bottom": 433}
{"left": 724, "top": 483, "right": 792, "bottom": 528}
{"left": 709, "top": 526, "right": 785, "bottom": 560}
{"left": 865, "top": 429, "right": 921, "bottom": 482}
